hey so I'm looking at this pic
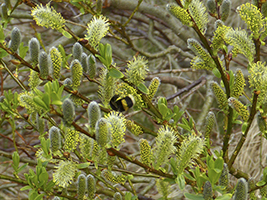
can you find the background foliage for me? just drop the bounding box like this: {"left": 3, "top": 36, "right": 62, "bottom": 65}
{"left": 1, "top": 0, "right": 267, "bottom": 199}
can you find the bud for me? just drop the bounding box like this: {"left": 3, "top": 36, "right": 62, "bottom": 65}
{"left": 87, "top": 54, "right": 96, "bottom": 79}
{"left": 203, "top": 181, "right": 212, "bottom": 200}
{"left": 81, "top": 52, "right": 88, "bottom": 73}
{"left": 28, "top": 38, "right": 40, "bottom": 65}
{"left": 207, "top": 0, "right": 216, "bottom": 15}
{"left": 49, "top": 47, "right": 62, "bottom": 80}
{"left": 62, "top": 98, "right": 75, "bottom": 126}
{"left": 9, "top": 27, "right": 21, "bottom": 52}
{"left": 211, "top": 81, "right": 228, "bottom": 111}
{"left": 49, "top": 126, "right": 61, "bottom": 152}
{"left": 87, "top": 174, "right": 96, "bottom": 199}
{"left": 38, "top": 51, "right": 49, "bottom": 79}
{"left": 87, "top": 101, "right": 101, "bottom": 130}
{"left": 233, "top": 178, "right": 248, "bottom": 200}
{"left": 77, "top": 174, "right": 86, "bottom": 200}
{"left": 220, "top": 0, "right": 231, "bottom": 22}
{"left": 95, "top": 118, "right": 110, "bottom": 147}
{"left": 72, "top": 42, "right": 83, "bottom": 61}
{"left": 70, "top": 59, "right": 83, "bottom": 91}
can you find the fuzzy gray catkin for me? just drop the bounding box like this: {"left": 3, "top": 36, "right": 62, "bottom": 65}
{"left": 203, "top": 181, "right": 212, "bottom": 200}
{"left": 9, "top": 27, "right": 21, "bottom": 52}
{"left": 95, "top": 118, "right": 110, "bottom": 147}
{"left": 0, "top": 3, "right": 8, "bottom": 21}
{"left": 87, "top": 101, "right": 101, "bottom": 130}
{"left": 233, "top": 178, "right": 248, "bottom": 200}
{"left": 220, "top": 0, "right": 231, "bottom": 21}
{"left": 87, "top": 54, "right": 96, "bottom": 79}
{"left": 81, "top": 52, "right": 88, "bottom": 73}
{"left": 62, "top": 98, "right": 75, "bottom": 126}
{"left": 77, "top": 174, "right": 86, "bottom": 200}
{"left": 49, "top": 126, "right": 61, "bottom": 152}
{"left": 38, "top": 51, "right": 49, "bottom": 79}
{"left": 28, "top": 38, "right": 40, "bottom": 65}
{"left": 87, "top": 174, "right": 96, "bottom": 199}
{"left": 72, "top": 42, "right": 83, "bottom": 61}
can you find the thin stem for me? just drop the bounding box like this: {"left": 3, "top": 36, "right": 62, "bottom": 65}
{"left": 123, "top": 0, "right": 143, "bottom": 27}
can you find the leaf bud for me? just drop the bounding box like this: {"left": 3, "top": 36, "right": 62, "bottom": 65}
{"left": 28, "top": 38, "right": 40, "bottom": 65}
{"left": 87, "top": 174, "right": 96, "bottom": 199}
{"left": 220, "top": 0, "right": 231, "bottom": 21}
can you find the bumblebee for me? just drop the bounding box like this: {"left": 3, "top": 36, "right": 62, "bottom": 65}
{"left": 109, "top": 95, "right": 135, "bottom": 112}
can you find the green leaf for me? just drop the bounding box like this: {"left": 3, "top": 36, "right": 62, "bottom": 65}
{"left": 212, "top": 68, "right": 221, "bottom": 78}
{"left": 184, "top": 193, "right": 205, "bottom": 200}
{"left": 105, "top": 43, "right": 112, "bottom": 67}
{"left": 241, "top": 122, "right": 248, "bottom": 133}
{"left": 77, "top": 162, "right": 90, "bottom": 169}
{"left": 51, "top": 100, "right": 62, "bottom": 106}
{"left": 44, "top": 180, "right": 55, "bottom": 191}
{"left": 109, "top": 68, "right": 124, "bottom": 78}
{"left": 19, "top": 42, "right": 28, "bottom": 59}
{"left": 184, "top": 172, "right": 195, "bottom": 181}
{"left": 137, "top": 83, "right": 149, "bottom": 94}
{"left": 62, "top": 30, "right": 72, "bottom": 38}
{"left": 18, "top": 163, "right": 28, "bottom": 173}
{"left": 20, "top": 185, "right": 32, "bottom": 191}
{"left": 33, "top": 97, "right": 48, "bottom": 110}
{"left": 176, "top": 174, "right": 185, "bottom": 190}
{"left": 33, "top": 193, "right": 45, "bottom": 200}
{"left": 12, "top": 151, "right": 20, "bottom": 169}
{"left": 215, "top": 194, "right": 232, "bottom": 200}
{"left": 256, "top": 180, "right": 266, "bottom": 186}
{"left": 158, "top": 103, "right": 168, "bottom": 118}
{"left": 125, "top": 192, "right": 132, "bottom": 200}
{"left": 0, "top": 48, "right": 8, "bottom": 58}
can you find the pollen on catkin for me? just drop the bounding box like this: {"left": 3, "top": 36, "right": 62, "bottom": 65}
{"left": 49, "top": 126, "right": 61, "bottom": 153}
{"left": 232, "top": 69, "right": 245, "bottom": 98}
{"left": 204, "top": 111, "right": 215, "bottom": 139}
{"left": 64, "top": 129, "right": 79, "bottom": 152}
{"left": 87, "top": 174, "right": 96, "bottom": 199}
{"left": 139, "top": 138, "right": 152, "bottom": 166}
{"left": 38, "top": 51, "right": 49, "bottom": 79}
{"left": 87, "top": 101, "right": 101, "bottom": 130}
{"left": 49, "top": 47, "right": 62, "bottom": 80}
{"left": 31, "top": 3, "right": 65, "bottom": 31}
{"left": 233, "top": 178, "right": 248, "bottom": 200}
{"left": 237, "top": 3, "right": 263, "bottom": 38}
{"left": 77, "top": 174, "right": 86, "bottom": 200}
{"left": 62, "top": 98, "right": 75, "bottom": 126}
{"left": 126, "top": 120, "right": 143, "bottom": 136}
{"left": 125, "top": 56, "right": 149, "bottom": 86}
{"left": 85, "top": 16, "right": 110, "bottom": 50}
{"left": 153, "top": 126, "right": 176, "bottom": 170}
{"left": 9, "top": 27, "right": 21, "bottom": 52}
{"left": 95, "top": 118, "right": 110, "bottom": 147}
{"left": 87, "top": 54, "right": 96, "bottom": 79}
{"left": 166, "top": 4, "right": 191, "bottom": 26}
{"left": 72, "top": 42, "right": 83, "bottom": 61}
{"left": 70, "top": 59, "right": 83, "bottom": 91}
{"left": 28, "top": 38, "right": 40, "bottom": 65}
{"left": 211, "top": 81, "right": 228, "bottom": 111}
{"left": 203, "top": 181, "right": 212, "bottom": 200}
{"left": 148, "top": 77, "right": 161, "bottom": 101}
{"left": 228, "top": 97, "right": 249, "bottom": 121}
